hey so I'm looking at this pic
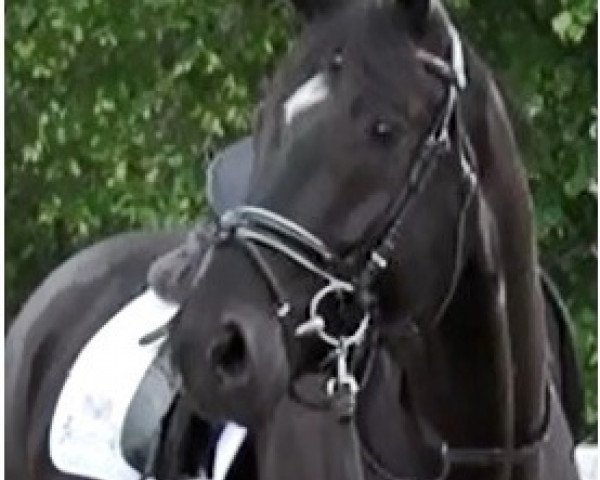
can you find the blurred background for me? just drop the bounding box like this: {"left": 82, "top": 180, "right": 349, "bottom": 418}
{"left": 5, "top": 0, "right": 597, "bottom": 439}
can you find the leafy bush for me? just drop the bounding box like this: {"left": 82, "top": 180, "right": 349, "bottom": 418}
{"left": 6, "top": 0, "right": 596, "bottom": 439}
{"left": 7, "top": 0, "right": 293, "bottom": 317}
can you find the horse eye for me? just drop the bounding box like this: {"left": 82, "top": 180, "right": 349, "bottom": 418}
{"left": 370, "top": 120, "right": 395, "bottom": 143}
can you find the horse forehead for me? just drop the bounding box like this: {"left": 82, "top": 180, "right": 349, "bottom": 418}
{"left": 283, "top": 72, "right": 330, "bottom": 125}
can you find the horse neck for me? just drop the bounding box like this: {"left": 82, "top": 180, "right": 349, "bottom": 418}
{"left": 422, "top": 9, "right": 547, "bottom": 441}
{"left": 359, "top": 58, "right": 547, "bottom": 480}
{"left": 370, "top": 48, "right": 548, "bottom": 479}
{"left": 414, "top": 11, "right": 547, "bottom": 447}
{"left": 359, "top": 254, "right": 515, "bottom": 479}
{"left": 388, "top": 250, "right": 514, "bottom": 459}
{"left": 382, "top": 49, "right": 549, "bottom": 480}
{"left": 460, "top": 47, "right": 548, "bottom": 446}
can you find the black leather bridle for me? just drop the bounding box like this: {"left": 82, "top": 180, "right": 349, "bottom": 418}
{"left": 189, "top": 13, "right": 551, "bottom": 479}
{"left": 209, "top": 15, "right": 476, "bottom": 404}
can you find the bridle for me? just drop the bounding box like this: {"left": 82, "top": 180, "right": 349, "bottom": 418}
{"left": 210, "top": 15, "right": 477, "bottom": 411}
{"left": 184, "top": 11, "right": 550, "bottom": 480}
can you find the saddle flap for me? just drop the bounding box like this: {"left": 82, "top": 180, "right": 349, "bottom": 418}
{"left": 206, "top": 136, "right": 254, "bottom": 215}
{"left": 121, "top": 346, "right": 179, "bottom": 474}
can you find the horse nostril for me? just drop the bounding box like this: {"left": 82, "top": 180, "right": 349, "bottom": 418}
{"left": 208, "top": 323, "right": 248, "bottom": 381}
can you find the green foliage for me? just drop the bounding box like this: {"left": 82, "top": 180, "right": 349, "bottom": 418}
{"left": 6, "top": 0, "right": 294, "bottom": 319}
{"left": 6, "top": 0, "right": 596, "bottom": 438}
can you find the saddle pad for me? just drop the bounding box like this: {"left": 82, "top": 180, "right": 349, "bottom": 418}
{"left": 49, "top": 289, "right": 179, "bottom": 480}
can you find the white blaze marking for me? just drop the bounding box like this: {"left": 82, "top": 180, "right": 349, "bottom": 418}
{"left": 284, "top": 73, "right": 329, "bottom": 125}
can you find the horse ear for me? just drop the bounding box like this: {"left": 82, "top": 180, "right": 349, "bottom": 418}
{"left": 148, "top": 227, "right": 213, "bottom": 303}
{"left": 289, "top": 0, "right": 346, "bottom": 21}
{"left": 398, "top": 0, "right": 431, "bottom": 33}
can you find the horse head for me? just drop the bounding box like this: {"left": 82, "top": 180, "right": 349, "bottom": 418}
{"left": 162, "top": 0, "right": 484, "bottom": 424}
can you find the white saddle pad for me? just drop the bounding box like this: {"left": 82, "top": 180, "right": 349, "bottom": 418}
{"left": 49, "top": 289, "right": 177, "bottom": 480}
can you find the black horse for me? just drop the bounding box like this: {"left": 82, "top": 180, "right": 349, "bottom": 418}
{"left": 6, "top": 0, "right": 586, "bottom": 479}
{"left": 5, "top": 136, "right": 584, "bottom": 479}
{"left": 160, "top": 1, "right": 585, "bottom": 479}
